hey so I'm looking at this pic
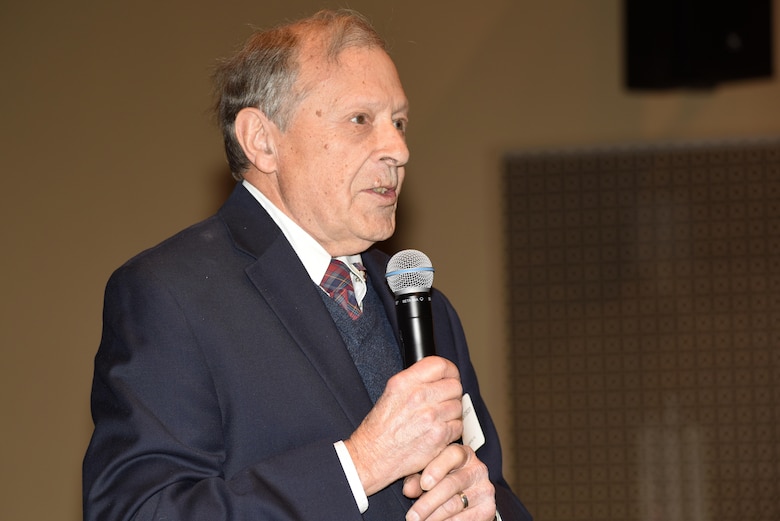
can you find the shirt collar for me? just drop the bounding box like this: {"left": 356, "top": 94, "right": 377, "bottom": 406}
{"left": 242, "top": 180, "right": 365, "bottom": 285}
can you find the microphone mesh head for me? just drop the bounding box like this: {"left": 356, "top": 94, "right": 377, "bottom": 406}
{"left": 385, "top": 249, "right": 434, "bottom": 294}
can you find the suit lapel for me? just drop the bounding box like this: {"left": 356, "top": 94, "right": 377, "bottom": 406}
{"left": 220, "top": 188, "right": 414, "bottom": 512}
{"left": 218, "top": 184, "right": 373, "bottom": 428}
{"left": 362, "top": 249, "right": 403, "bottom": 346}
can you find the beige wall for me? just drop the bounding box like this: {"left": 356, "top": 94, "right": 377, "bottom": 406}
{"left": 2, "top": 1, "right": 778, "bottom": 519}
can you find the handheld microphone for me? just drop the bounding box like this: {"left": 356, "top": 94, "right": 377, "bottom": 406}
{"left": 385, "top": 249, "right": 436, "bottom": 368}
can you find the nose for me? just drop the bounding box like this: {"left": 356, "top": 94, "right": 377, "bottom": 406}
{"left": 378, "top": 119, "right": 410, "bottom": 167}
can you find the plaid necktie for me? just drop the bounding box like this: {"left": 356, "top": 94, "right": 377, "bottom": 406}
{"left": 321, "top": 259, "right": 362, "bottom": 320}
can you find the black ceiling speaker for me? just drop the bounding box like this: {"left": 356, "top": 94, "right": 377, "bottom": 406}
{"left": 624, "top": 0, "right": 774, "bottom": 89}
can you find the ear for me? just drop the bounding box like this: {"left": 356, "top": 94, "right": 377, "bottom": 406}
{"left": 234, "top": 107, "right": 278, "bottom": 174}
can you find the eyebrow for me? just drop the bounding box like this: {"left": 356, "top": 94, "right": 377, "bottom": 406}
{"left": 393, "top": 100, "right": 410, "bottom": 116}
{"left": 342, "top": 94, "right": 408, "bottom": 115}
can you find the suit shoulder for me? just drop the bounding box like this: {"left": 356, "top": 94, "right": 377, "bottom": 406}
{"left": 112, "top": 215, "right": 230, "bottom": 277}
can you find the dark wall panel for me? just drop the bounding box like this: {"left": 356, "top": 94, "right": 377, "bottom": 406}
{"left": 505, "top": 139, "right": 780, "bottom": 521}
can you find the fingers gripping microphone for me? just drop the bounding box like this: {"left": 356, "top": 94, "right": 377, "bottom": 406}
{"left": 385, "top": 250, "right": 436, "bottom": 368}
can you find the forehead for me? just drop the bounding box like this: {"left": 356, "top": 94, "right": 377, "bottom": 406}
{"left": 295, "top": 42, "right": 406, "bottom": 103}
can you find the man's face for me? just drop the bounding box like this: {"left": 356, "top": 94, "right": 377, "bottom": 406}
{"left": 267, "top": 45, "right": 410, "bottom": 256}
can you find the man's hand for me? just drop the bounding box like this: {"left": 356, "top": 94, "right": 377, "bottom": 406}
{"left": 403, "top": 444, "right": 496, "bottom": 521}
{"left": 344, "top": 356, "right": 464, "bottom": 495}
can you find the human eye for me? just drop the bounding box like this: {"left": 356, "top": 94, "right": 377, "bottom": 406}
{"left": 350, "top": 113, "right": 369, "bottom": 125}
{"left": 394, "top": 118, "right": 408, "bottom": 135}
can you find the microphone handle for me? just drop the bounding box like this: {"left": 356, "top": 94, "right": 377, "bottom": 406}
{"left": 395, "top": 291, "right": 436, "bottom": 368}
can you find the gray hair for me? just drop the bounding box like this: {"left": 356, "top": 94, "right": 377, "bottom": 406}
{"left": 213, "top": 9, "right": 388, "bottom": 179}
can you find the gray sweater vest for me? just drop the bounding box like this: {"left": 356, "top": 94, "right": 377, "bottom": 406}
{"left": 319, "top": 277, "right": 403, "bottom": 403}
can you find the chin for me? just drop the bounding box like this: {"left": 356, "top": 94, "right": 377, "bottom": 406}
{"left": 369, "top": 226, "right": 395, "bottom": 244}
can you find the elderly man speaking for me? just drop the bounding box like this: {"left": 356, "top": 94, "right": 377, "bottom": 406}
{"left": 83, "top": 9, "right": 532, "bottom": 521}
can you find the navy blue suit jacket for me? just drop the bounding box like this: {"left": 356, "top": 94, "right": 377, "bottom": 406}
{"left": 83, "top": 184, "right": 532, "bottom": 520}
